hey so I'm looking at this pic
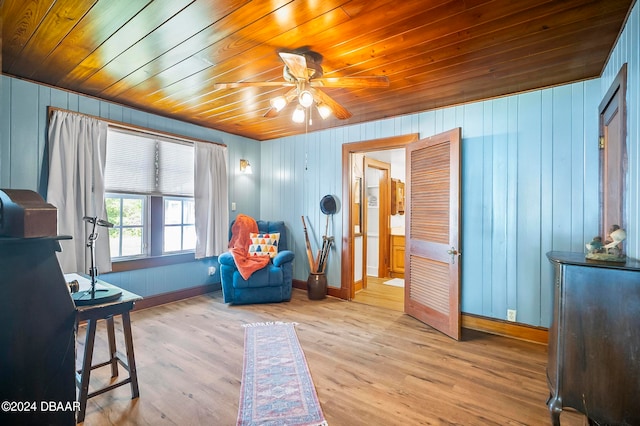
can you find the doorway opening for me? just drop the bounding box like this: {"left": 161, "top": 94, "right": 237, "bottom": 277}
{"left": 340, "top": 134, "right": 419, "bottom": 312}
{"left": 352, "top": 151, "right": 404, "bottom": 311}
{"left": 341, "top": 129, "right": 462, "bottom": 339}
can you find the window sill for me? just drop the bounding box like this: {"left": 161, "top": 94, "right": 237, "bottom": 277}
{"left": 111, "top": 252, "right": 196, "bottom": 272}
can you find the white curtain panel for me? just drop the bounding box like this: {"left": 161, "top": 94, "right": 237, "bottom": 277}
{"left": 194, "top": 142, "right": 229, "bottom": 259}
{"left": 46, "top": 110, "right": 111, "bottom": 275}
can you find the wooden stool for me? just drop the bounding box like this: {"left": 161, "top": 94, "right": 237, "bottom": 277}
{"left": 75, "top": 285, "right": 141, "bottom": 423}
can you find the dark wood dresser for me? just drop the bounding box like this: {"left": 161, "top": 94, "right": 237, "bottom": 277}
{"left": 546, "top": 251, "right": 640, "bottom": 426}
{"left": 0, "top": 237, "right": 76, "bottom": 425}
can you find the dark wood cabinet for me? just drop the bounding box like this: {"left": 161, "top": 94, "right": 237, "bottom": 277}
{"left": 546, "top": 251, "right": 640, "bottom": 426}
{"left": 1, "top": 237, "right": 77, "bottom": 425}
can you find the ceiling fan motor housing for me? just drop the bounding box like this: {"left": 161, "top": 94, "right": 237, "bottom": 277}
{"left": 283, "top": 59, "right": 323, "bottom": 82}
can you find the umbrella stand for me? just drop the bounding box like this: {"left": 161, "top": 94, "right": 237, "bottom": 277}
{"left": 305, "top": 195, "right": 339, "bottom": 299}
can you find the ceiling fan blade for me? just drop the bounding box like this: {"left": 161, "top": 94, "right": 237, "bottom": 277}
{"left": 214, "top": 81, "right": 293, "bottom": 89}
{"left": 279, "top": 52, "right": 308, "bottom": 80}
{"left": 313, "top": 89, "right": 352, "bottom": 120}
{"left": 263, "top": 107, "right": 280, "bottom": 118}
{"left": 311, "top": 76, "right": 389, "bottom": 88}
{"left": 263, "top": 87, "right": 297, "bottom": 118}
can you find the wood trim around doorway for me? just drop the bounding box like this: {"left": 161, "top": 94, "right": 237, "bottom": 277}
{"left": 340, "top": 134, "right": 420, "bottom": 300}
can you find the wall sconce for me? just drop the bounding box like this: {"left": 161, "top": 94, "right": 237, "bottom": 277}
{"left": 239, "top": 159, "right": 252, "bottom": 174}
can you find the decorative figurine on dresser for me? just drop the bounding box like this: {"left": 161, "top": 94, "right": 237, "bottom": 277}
{"left": 546, "top": 237, "right": 640, "bottom": 425}
{"left": 585, "top": 224, "right": 627, "bottom": 262}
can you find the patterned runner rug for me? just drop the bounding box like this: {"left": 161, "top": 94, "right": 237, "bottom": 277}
{"left": 237, "top": 322, "right": 327, "bottom": 426}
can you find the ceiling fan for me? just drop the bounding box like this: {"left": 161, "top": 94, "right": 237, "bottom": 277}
{"left": 214, "top": 50, "right": 389, "bottom": 122}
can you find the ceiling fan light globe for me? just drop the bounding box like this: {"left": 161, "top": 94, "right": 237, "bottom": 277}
{"left": 317, "top": 103, "right": 332, "bottom": 119}
{"left": 298, "top": 90, "right": 314, "bottom": 108}
{"left": 270, "top": 96, "right": 287, "bottom": 111}
{"left": 292, "top": 105, "right": 306, "bottom": 123}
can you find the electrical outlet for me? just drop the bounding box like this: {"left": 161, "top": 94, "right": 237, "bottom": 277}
{"left": 208, "top": 266, "right": 216, "bottom": 276}
{"left": 507, "top": 309, "right": 517, "bottom": 322}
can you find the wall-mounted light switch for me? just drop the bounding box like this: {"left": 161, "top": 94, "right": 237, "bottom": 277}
{"left": 231, "top": 202, "right": 236, "bottom": 211}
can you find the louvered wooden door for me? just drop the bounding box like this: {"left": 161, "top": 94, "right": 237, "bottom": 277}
{"left": 405, "top": 128, "right": 462, "bottom": 340}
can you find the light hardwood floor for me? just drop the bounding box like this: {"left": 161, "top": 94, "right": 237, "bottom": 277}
{"left": 352, "top": 276, "right": 404, "bottom": 311}
{"left": 78, "top": 289, "right": 586, "bottom": 425}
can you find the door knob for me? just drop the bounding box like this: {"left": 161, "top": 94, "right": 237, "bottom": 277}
{"left": 447, "top": 247, "right": 461, "bottom": 264}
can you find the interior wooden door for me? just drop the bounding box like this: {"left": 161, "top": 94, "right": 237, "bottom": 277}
{"left": 599, "top": 63, "right": 627, "bottom": 239}
{"left": 405, "top": 128, "right": 462, "bottom": 340}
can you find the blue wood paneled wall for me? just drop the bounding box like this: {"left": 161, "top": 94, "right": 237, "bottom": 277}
{"left": 602, "top": 1, "right": 639, "bottom": 260}
{"left": 260, "top": 80, "right": 602, "bottom": 327}
{"left": 0, "top": 76, "right": 261, "bottom": 297}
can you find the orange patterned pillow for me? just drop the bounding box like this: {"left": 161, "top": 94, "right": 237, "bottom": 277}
{"left": 248, "top": 232, "right": 280, "bottom": 258}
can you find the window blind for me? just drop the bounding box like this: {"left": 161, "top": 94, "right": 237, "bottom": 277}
{"left": 105, "top": 128, "right": 194, "bottom": 196}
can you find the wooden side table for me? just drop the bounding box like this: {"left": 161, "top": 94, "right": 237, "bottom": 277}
{"left": 74, "top": 282, "right": 142, "bottom": 423}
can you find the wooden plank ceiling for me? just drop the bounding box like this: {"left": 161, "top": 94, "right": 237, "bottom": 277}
{"left": 2, "top": 0, "right": 634, "bottom": 141}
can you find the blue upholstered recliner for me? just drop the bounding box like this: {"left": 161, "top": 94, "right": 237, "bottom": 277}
{"left": 218, "top": 220, "right": 294, "bottom": 304}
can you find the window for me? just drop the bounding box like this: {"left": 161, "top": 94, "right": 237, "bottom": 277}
{"left": 163, "top": 197, "right": 195, "bottom": 253}
{"left": 106, "top": 194, "right": 147, "bottom": 258}
{"left": 104, "top": 128, "right": 195, "bottom": 263}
